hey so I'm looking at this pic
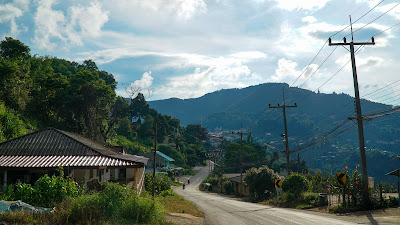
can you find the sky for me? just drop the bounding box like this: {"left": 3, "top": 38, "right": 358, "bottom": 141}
{"left": 1, "top": 0, "right": 399, "bottom": 106}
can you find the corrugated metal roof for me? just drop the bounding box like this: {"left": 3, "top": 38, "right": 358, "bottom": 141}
{"left": 156, "top": 151, "right": 175, "bottom": 162}
{"left": 0, "top": 128, "right": 117, "bottom": 156}
{"left": 0, "top": 155, "right": 141, "bottom": 168}
{"left": 0, "top": 128, "right": 148, "bottom": 168}
{"left": 110, "top": 154, "right": 148, "bottom": 164}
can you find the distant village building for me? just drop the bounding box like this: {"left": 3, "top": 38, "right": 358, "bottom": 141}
{"left": 143, "top": 151, "right": 175, "bottom": 174}
{"left": 223, "top": 173, "right": 249, "bottom": 196}
{"left": 0, "top": 128, "right": 148, "bottom": 193}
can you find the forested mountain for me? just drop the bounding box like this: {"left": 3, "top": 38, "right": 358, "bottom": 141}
{"left": 149, "top": 83, "right": 400, "bottom": 184}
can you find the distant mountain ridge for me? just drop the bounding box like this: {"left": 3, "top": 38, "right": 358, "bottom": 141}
{"left": 149, "top": 83, "right": 400, "bottom": 184}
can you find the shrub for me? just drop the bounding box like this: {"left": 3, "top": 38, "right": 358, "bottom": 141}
{"left": 53, "top": 183, "right": 165, "bottom": 225}
{"left": 161, "top": 189, "right": 175, "bottom": 197}
{"left": 245, "top": 166, "right": 279, "bottom": 202}
{"left": 282, "top": 192, "right": 296, "bottom": 202}
{"left": 222, "top": 180, "right": 234, "bottom": 195}
{"left": 2, "top": 168, "right": 83, "bottom": 207}
{"left": 116, "top": 195, "right": 164, "bottom": 224}
{"left": 386, "top": 196, "right": 399, "bottom": 207}
{"left": 98, "top": 182, "right": 132, "bottom": 218}
{"left": 207, "top": 176, "right": 220, "bottom": 187}
{"left": 282, "top": 174, "right": 309, "bottom": 198}
{"left": 302, "top": 192, "right": 318, "bottom": 205}
{"left": 57, "top": 193, "right": 104, "bottom": 224}
{"left": 144, "top": 174, "right": 171, "bottom": 195}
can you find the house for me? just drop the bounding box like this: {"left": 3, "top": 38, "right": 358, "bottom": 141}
{"left": 143, "top": 151, "right": 175, "bottom": 174}
{"left": 223, "top": 173, "right": 249, "bottom": 196}
{"left": 0, "top": 128, "right": 148, "bottom": 193}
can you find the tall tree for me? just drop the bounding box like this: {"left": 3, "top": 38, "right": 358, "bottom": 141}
{"left": 0, "top": 37, "right": 30, "bottom": 60}
{"left": 183, "top": 124, "right": 208, "bottom": 144}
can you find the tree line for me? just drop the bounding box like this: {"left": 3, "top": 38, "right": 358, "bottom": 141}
{"left": 0, "top": 37, "right": 208, "bottom": 169}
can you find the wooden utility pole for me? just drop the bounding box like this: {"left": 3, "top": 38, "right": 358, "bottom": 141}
{"left": 329, "top": 16, "right": 375, "bottom": 196}
{"left": 297, "top": 152, "right": 300, "bottom": 174}
{"left": 152, "top": 118, "right": 158, "bottom": 197}
{"left": 221, "top": 139, "right": 224, "bottom": 175}
{"left": 269, "top": 90, "right": 297, "bottom": 175}
{"left": 232, "top": 131, "right": 251, "bottom": 197}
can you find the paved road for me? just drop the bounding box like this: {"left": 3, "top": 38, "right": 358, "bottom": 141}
{"left": 174, "top": 163, "right": 393, "bottom": 225}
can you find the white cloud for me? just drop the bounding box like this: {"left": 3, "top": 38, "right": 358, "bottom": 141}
{"left": 33, "top": 0, "right": 65, "bottom": 50}
{"left": 156, "top": 64, "right": 258, "bottom": 99}
{"left": 0, "top": 1, "right": 30, "bottom": 37}
{"left": 33, "top": 0, "right": 109, "bottom": 50}
{"left": 132, "top": 71, "right": 154, "bottom": 89}
{"left": 147, "top": 51, "right": 266, "bottom": 99}
{"left": 272, "top": 58, "right": 298, "bottom": 81}
{"left": 273, "top": 0, "right": 331, "bottom": 11}
{"left": 105, "top": 0, "right": 207, "bottom": 21}
{"left": 271, "top": 58, "right": 320, "bottom": 89}
{"left": 176, "top": 0, "right": 207, "bottom": 20}
{"left": 230, "top": 51, "right": 267, "bottom": 61}
{"left": 336, "top": 54, "right": 383, "bottom": 73}
{"left": 69, "top": 2, "right": 109, "bottom": 38}
{"left": 13, "top": 0, "right": 30, "bottom": 11}
{"left": 302, "top": 16, "right": 316, "bottom": 23}
{"left": 376, "top": 3, "right": 400, "bottom": 20}
{"left": 0, "top": 3, "right": 22, "bottom": 23}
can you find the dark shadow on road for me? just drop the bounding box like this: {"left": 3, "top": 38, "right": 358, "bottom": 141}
{"left": 366, "top": 213, "right": 379, "bottom": 225}
{"left": 228, "top": 207, "right": 275, "bottom": 214}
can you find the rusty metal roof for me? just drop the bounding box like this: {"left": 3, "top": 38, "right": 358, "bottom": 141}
{"left": 0, "top": 155, "right": 142, "bottom": 168}
{"left": 0, "top": 128, "right": 148, "bottom": 168}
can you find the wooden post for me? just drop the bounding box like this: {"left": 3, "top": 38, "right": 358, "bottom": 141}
{"left": 343, "top": 186, "right": 346, "bottom": 207}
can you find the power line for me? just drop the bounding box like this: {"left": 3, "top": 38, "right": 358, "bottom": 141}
{"left": 365, "top": 105, "right": 400, "bottom": 117}
{"left": 363, "top": 79, "right": 400, "bottom": 99}
{"left": 246, "top": 1, "right": 388, "bottom": 132}
{"left": 364, "top": 107, "right": 400, "bottom": 120}
{"left": 292, "top": 121, "right": 358, "bottom": 153}
{"left": 290, "top": 40, "right": 329, "bottom": 87}
{"left": 373, "top": 21, "right": 400, "bottom": 37}
{"left": 329, "top": 0, "right": 385, "bottom": 38}
{"left": 344, "top": 2, "right": 400, "bottom": 38}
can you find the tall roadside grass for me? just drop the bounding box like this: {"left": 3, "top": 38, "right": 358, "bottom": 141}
{"left": 0, "top": 182, "right": 165, "bottom": 225}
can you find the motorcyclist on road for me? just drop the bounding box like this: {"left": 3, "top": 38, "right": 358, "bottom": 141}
{"left": 183, "top": 183, "right": 186, "bottom": 189}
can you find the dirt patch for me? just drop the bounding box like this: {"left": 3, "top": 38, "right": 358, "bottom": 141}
{"left": 165, "top": 213, "right": 204, "bottom": 225}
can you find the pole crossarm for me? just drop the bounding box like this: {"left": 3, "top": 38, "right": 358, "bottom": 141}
{"left": 328, "top": 16, "right": 374, "bottom": 200}
{"left": 328, "top": 37, "right": 375, "bottom": 46}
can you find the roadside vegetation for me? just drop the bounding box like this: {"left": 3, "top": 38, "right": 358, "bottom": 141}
{"left": 0, "top": 172, "right": 202, "bottom": 224}
{"left": 202, "top": 141, "right": 399, "bottom": 213}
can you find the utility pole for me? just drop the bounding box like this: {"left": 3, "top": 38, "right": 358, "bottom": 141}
{"left": 221, "top": 139, "right": 224, "bottom": 175}
{"left": 329, "top": 16, "right": 375, "bottom": 196}
{"left": 269, "top": 90, "right": 297, "bottom": 175}
{"left": 232, "top": 130, "right": 251, "bottom": 197}
{"left": 152, "top": 118, "right": 158, "bottom": 197}
{"left": 297, "top": 152, "right": 300, "bottom": 174}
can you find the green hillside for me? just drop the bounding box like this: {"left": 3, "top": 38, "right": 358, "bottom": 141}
{"left": 149, "top": 83, "right": 400, "bottom": 184}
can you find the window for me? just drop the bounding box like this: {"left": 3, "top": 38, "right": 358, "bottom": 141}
{"left": 119, "top": 168, "right": 126, "bottom": 179}
{"left": 89, "top": 169, "right": 93, "bottom": 179}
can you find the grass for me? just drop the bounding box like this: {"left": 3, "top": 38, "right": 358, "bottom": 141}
{"left": 156, "top": 194, "right": 204, "bottom": 217}
{"left": 171, "top": 181, "right": 183, "bottom": 186}
{"left": 295, "top": 204, "right": 313, "bottom": 209}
